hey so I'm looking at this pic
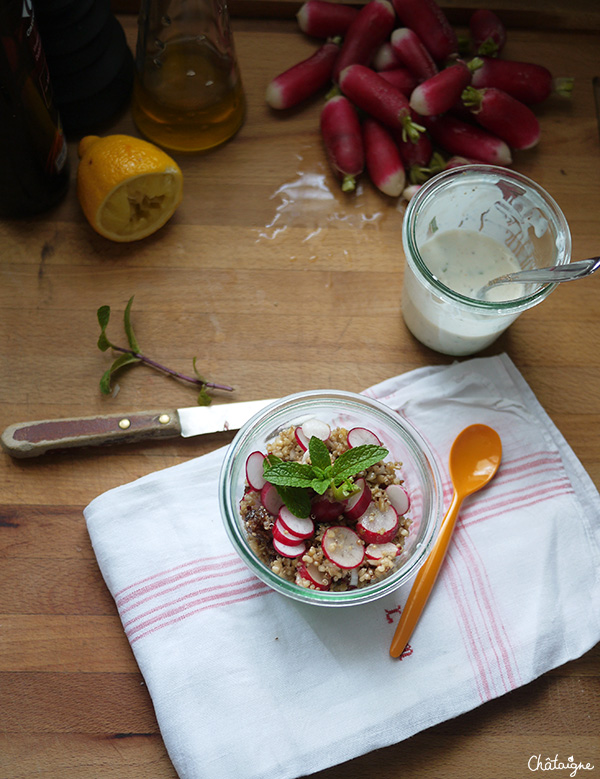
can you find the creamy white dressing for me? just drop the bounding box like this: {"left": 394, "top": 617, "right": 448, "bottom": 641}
{"left": 401, "top": 229, "right": 528, "bottom": 356}
{"left": 419, "top": 229, "right": 526, "bottom": 301}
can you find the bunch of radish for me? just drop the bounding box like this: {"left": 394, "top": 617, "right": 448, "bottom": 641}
{"left": 265, "top": 0, "right": 573, "bottom": 198}
{"left": 243, "top": 420, "right": 412, "bottom": 590}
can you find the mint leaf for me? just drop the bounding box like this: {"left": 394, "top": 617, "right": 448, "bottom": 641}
{"left": 99, "top": 353, "right": 140, "bottom": 394}
{"left": 310, "top": 477, "right": 331, "bottom": 495}
{"left": 332, "top": 444, "right": 388, "bottom": 480}
{"left": 309, "top": 436, "right": 331, "bottom": 472}
{"left": 123, "top": 296, "right": 141, "bottom": 353}
{"left": 263, "top": 460, "right": 315, "bottom": 488}
{"left": 275, "top": 485, "right": 312, "bottom": 518}
{"left": 97, "top": 305, "right": 114, "bottom": 352}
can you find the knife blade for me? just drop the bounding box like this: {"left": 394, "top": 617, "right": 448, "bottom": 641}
{"left": 1, "top": 398, "right": 278, "bottom": 458}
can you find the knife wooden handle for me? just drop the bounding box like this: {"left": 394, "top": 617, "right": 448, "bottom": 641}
{"left": 1, "top": 410, "right": 181, "bottom": 458}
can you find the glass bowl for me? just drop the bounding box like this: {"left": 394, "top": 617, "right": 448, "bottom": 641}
{"left": 218, "top": 390, "right": 444, "bottom": 606}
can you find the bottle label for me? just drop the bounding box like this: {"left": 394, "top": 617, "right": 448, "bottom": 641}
{"left": 21, "top": 0, "right": 68, "bottom": 174}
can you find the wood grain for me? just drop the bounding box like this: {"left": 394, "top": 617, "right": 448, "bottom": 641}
{"left": 1, "top": 6, "right": 599, "bottom": 779}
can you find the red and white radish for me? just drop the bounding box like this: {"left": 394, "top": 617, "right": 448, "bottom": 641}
{"left": 444, "top": 154, "right": 482, "bottom": 169}
{"left": 322, "top": 525, "right": 365, "bottom": 569}
{"left": 409, "top": 60, "right": 473, "bottom": 116}
{"left": 261, "top": 482, "right": 284, "bottom": 515}
{"left": 393, "top": 110, "right": 434, "bottom": 176}
{"left": 273, "top": 518, "right": 305, "bottom": 545}
{"left": 371, "top": 42, "right": 403, "bottom": 72}
{"left": 332, "top": 0, "right": 396, "bottom": 82}
{"left": 342, "top": 477, "right": 372, "bottom": 521}
{"left": 365, "top": 542, "right": 400, "bottom": 560}
{"left": 278, "top": 506, "right": 315, "bottom": 539}
{"left": 245, "top": 451, "right": 266, "bottom": 490}
{"left": 347, "top": 427, "right": 382, "bottom": 447}
{"left": 470, "top": 56, "right": 573, "bottom": 105}
{"left": 296, "top": 0, "right": 359, "bottom": 38}
{"left": 469, "top": 9, "right": 506, "bottom": 56}
{"left": 266, "top": 40, "right": 340, "bottom": 110}
{"left": 378, "top": 66, "right": 418, "bottom": 97}
{"left": 392, "top": 0, "right": 458, "bottom": 63}
{"left": 402, "top": 183, "right": 421, "bottom": 201}
{"left": 301, "top": 418, "right": 331, "bottom": 441}
{"left": 461, "top": 85, "right": 540, "bottom": 150}
{"left": 422, "top": 113, "right": 512, "bottom": 166}
{"left": 273, "top": 536, "right": 306, "bottom": 558}
{"left": 295, "top": 427, "right": 309, "bottom": 451}
{"left": 296, "top": 562, "right": 331, "bottom": 590}
{"left": 338, "top": 64, "right": 424, "bottom": 143}
{"left": 320, "top": 95, "right": 365, "bottom": 192}
{"left": 390, "top": 28, "right": 438, "bottom": 82}
{"left": 356, "top": 502, "right": 399, "bottom": 544}
{"left": 386, "top": 483, "right": 410, "bottom": 515}
{"left": 311, "top": 495, "right": 344, "bottom": 522}
{"left": 362, "top": 118, "right": 406, "bottom": 197}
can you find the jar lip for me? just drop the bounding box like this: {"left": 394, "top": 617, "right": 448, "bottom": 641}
{"left": 402, "top": 164, "right": 572, "bottom": 312}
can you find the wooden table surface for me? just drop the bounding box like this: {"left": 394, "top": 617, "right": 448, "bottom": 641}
{"left": 1, "top": 4, "right": 599, "bottom": 778}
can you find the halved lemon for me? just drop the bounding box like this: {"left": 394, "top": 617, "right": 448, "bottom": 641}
{"left": 77, "top": 134, "right": 183, "bottom": 242}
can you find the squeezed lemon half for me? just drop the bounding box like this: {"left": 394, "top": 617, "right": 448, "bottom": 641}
{"left": 77, "top": 134, "right": 183, "bottom": 242}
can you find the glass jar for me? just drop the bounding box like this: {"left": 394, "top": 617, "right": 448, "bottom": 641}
{"left": 219, "top": 390, "right": 444, "bottom": 607}
{"left": 401, "top": 165, "right": 572, "bottom": 356}
{"left": 132, "top": 0, "right": 245, "bottom": 153}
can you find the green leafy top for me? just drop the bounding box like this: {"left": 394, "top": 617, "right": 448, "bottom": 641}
{"left": 262, "top": 435, "right": 388, "bottom": 518}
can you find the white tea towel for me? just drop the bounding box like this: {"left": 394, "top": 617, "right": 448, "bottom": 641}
{"left": 84, "top": 354, "right": 600, "bottom": 779}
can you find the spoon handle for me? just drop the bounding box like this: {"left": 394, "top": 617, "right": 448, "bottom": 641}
{"left": 488, "top": 256, "right": 600, "bottom": 287}
{"left": 389, "top": 490, "right": 463, "bottom": 658}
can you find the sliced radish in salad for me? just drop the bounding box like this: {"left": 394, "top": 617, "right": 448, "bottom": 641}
{"left": 322, "top": 526, "right": 365, "bottom": 569}
{"left": 297, "top": 561, "right": 331, "bottom": 590}
{"left": 386, "top": 484, "right": 410, "bottom": 515}
{"left": 343, "top": 477, "right": 372, "bottom": 522}
{"left": 301, "top": 418, "right": 331, "bottom": 441}
{"left": 347, "top": 427, "right": 382, "bottom": 447}
{"left": 311, "top": 495, "right": 344, "bottom": 522}
{"left": 273, "top": 536, "right": 306, "bottom": 558}
{"left": 245, "top": 451, "right": 267, "bottom": 491}
{"left": 356, "top": 503, "right": 399, "bottom": 544}
{"left": 273, "top": 518, "right": 305, "bottom": 545}
{"left": 365, "top": 542, "right": 400, "bottom": 560}
{"left": 261, "top": 482, "right": 284, "bottom": 515}
{"left": 295, "top": 426, "right": 309, "bottom": 451}
{"left": 278, "top": 506, "right": 315, "bottom": 540}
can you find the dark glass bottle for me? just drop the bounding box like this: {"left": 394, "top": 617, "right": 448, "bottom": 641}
{"left": 0, "top": 0, "right": 69, "bottom": 217}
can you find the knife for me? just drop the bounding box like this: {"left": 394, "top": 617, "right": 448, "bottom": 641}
{"left": 1, "top": 398, "right": 278, "bottom": 458}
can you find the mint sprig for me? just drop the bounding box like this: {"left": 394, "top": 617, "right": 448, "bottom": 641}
{"left": 263, "top": 436, "right": 388, "bottom": 518}
{"left": 97, "top": 296, "right": 234, "bottom": 404}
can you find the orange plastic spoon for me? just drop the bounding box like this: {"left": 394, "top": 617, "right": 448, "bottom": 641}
{"left": 390, "top": 424, "right": 502, "bottom": 658}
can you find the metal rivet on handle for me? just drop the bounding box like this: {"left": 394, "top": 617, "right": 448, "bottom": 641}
{"left": 118, "top": 418, "right": 131, "bottom": 430}
{"left": 158, "top": 414, "right": 170, "bottom": 425}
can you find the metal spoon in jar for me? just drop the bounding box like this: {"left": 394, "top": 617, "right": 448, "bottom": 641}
{"left": 389, "top": 424, "right": 502, "bottom": 659}
{"left": 477, "top": 256, "right": 600, "bottom": 299}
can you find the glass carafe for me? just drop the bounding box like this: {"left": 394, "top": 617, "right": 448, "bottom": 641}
{"left": 132, "top": 0, "right": 245, "bottom": 153}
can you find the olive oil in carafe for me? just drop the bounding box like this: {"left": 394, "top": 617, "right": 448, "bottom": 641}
{"left": 132, "top": 37, "right": 245, "bottom": 153}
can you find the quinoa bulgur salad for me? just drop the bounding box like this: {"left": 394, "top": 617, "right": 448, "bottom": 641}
{"left": 240, "top": 418, "right": 412, "bottom": 592}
